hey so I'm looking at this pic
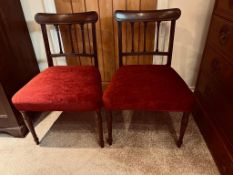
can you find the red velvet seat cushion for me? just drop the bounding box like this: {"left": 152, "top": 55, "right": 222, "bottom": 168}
{"left": 12, "top": 66, "right": 102, "bottom": 112}
{"left": 103, "top": 65, "right": 195, "bottom": 112}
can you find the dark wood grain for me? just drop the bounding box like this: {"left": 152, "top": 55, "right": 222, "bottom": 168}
{"left": 0, "top": 0, "right": 39, "bottom": 137}
{"left": 35, "top": 12, "right": 98, "bottom": 24}
{"left": 115, "top": 9, "right": 181, "bottom": 22}
{"left": 208, "top": 15, "right": 233, "bottom": 65}
{"left": 215, "top": 0, "right": 233, "bottom": 21}
{"left": 194, "top": 0, "right": 233, "bottom": 174}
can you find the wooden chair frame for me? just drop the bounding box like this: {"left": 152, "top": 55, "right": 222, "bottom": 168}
{"left": 20, "top": 11, "right": 104, "bottom": 147}
{"left": 107, "top": 9, "right": 190, "bottom": 147}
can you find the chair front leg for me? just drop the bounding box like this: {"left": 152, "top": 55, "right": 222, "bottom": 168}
{"left": 107, "top": 111, "right": 113, "bottom": 145}
{"left": 20, "top": 111, "right": 39, "bottom": 145}
{"left": 96, "top": 111, "right": 104, "bottom": 148}
{"left": 177, "top": 112, "right": 190, "bottom": 148}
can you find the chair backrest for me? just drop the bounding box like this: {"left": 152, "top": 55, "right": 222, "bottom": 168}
{"left": 35, "top": 11, "right": 99, "bottom": 68}
{"left": 115, "top": 8, "right": 181, "bottom": 67}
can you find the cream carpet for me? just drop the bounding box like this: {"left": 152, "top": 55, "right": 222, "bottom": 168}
{"left": 0, "top": 111, "right": 219, "bottom": 175}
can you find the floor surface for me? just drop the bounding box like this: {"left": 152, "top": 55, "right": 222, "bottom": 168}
{"left": 0, "top": 111, "right": 219, "bottom": 175}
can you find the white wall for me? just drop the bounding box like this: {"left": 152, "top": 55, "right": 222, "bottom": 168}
{"left": 21, "top": 0, "right": 215, "bottom": 88}
{"left": 157, "top": 0, "right": 215, "bottom": 89}
{"left": 21, "top": 0, "right": 48, "bottom": 70}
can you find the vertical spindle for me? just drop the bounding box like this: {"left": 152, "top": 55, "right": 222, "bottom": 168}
{"left": 118, "top": 22, "right": 123, "bottom": 67}
{"left": 131, "top": 22, "right": 135, "bottom": 52}
{"left": 143, "top": 22, "right": 147, "bottom": 52}
{"left": 80, "top": 24, "right": 86, "bottom": 54}
{"left": 54, "top": 24, "right": 63, "bottom": 54}
{"left": 92, "top": 23, "right": 98, "bottom": 68}
{"left": 41, "top": 24, "right": 53, "bottom": 67}
{"left": 167, "top": 20, "right": 176, "bottom": 66}
{"left": 156, "top": 21, "right": 161, "bottom": 52}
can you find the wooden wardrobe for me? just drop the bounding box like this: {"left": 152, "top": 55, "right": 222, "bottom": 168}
{"left": 194, "top": 0, "right": 233, "bottom": 174}
{"left": 0, "top": 1, "right": 39, "bottom": 137}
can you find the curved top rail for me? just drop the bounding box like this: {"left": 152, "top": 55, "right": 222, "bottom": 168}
{"left": 115, "top": 8, "right": 181, "bottom": 22}
{"left": 35, "top": 11, "right": 98, "bottom": 24}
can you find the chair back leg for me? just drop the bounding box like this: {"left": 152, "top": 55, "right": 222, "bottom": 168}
{"left": 96, "top": 111, "right": 104, "bottom": 148}
{"left": 177, "top": 112, "right": 190, "bottom": 147}
{"left": 106, "top": 111, "right": 113, "bottom": 145}
{"left": 20, "top": 111, "right": 39, "bottom": 145}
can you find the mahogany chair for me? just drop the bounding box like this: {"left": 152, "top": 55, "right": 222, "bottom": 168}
{"left": 103, "top": 9, "right": 195, "bottom": 147}
{"left": 12, "top": 12, "right": 104, "bottom": 147}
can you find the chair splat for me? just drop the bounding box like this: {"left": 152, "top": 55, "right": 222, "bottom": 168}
{"left": 35, "top": 11, "right": 99, "bottom": 67}
{"left": 115, "top": 9, "right": 181, "bottom": 67}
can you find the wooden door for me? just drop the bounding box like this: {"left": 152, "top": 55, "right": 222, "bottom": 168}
{"left": 54, "top": 0, "right": 157, "bottom": 86}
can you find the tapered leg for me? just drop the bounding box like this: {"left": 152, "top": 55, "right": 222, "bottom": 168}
{"left": 177, "top": 112, "right": 190, "bottom": 148}
{"left": 96, "top": 111, "right": 104, "bottom": 148}
{"left": 107, "top": 111, "right": 112, "bottom": 145}
{"left": 20, "top": 111, "right": 39, "bottom": 145}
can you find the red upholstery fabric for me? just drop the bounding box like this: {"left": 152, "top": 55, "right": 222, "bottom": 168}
{"left": 12, "top": 66, "right": 102, "bottom": 112}
{"left": 103, "top": 65, "right": 195, "bottom": 112}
